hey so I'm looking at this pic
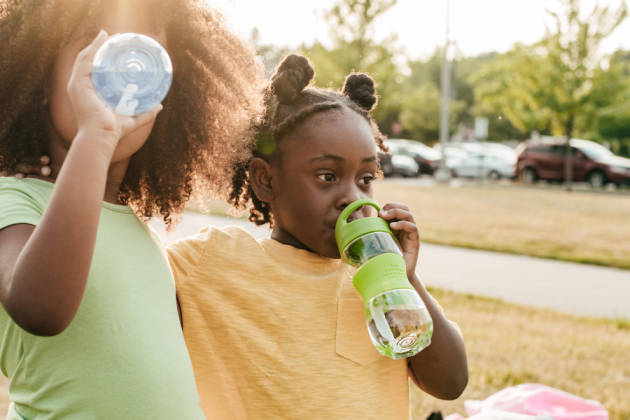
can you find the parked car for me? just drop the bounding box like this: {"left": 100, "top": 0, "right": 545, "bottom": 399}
{"left": 481, "top": 142, "right": 519, "bottom": 157}
{"left": 449, "top": 151, "right": 516, "bottom": 179}
{"left": 391, "top": 154, "right": 419, "bottom": 177}
{"left": 439, "top": 146, "right": 470, "bottom": 171}
{"left": 378, "top": 151, "right": 418, "bottom": 177}
{"left": 378, "top": 151, "right": 394, "bottom": 176}
{"left": 386, "top": 139, "right": 442, "bottom": 175}
{"left": 517, "top": 138, "right": 630, "bottom": 187}
{"left": 435, "top": 141, "right": 517, "bottom": 163}
{"left": 434, "top": 142, "right": 517, "bottom": 179}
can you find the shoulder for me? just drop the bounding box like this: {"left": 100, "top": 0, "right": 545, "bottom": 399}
{"left": 0, "top": 177, "right": 51, "bottom": 196}
{"left": 0, "top": 178, "right": 52, "bottom": 230}
{"left": 167, "top": 224, "right": 259, "bottom": 255}
{"left": 166, "top": 224, "right": 262, "bottom": 288}
{"left": 0, "top": 178, "right": 52, "bottom": 205}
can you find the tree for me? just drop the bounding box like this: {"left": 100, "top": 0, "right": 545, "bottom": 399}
{"left": 471, "top": 45, "right": 554, "bottom": 135}
{"left": 400, "top": 50, "right": 523, "bottom": 143}
{"left": 303, "top": 0, "right": 401, "bottom": 125}
{"left": 473, "top": 0, "right": 627, "bottom": 189}
{"left": 593, "top": 50, "right": 630, "bottom": 157}
{"left": 398, "top": 80, "right": 466, "bottom": 143}
{"left": 324, "top": 0, "right": 397, "bottom": 69}
{"left": 304, "top": 40, "right": 401, "bottom": 124}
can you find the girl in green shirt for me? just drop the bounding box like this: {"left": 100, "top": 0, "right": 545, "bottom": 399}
{"left": 0, "top": 1, "right": 264, "bottom": 418}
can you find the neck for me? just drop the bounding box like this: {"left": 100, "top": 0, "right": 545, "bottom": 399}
{"left": 31, "top": 128, "right": 130, "bottom": 206}
{"left": 271, "top": 226, "right": 315, "bottom": 253}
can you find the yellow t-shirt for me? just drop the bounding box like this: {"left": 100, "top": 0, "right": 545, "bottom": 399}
{"left": 167, "top": 225, "right": 441, "bottom": 420}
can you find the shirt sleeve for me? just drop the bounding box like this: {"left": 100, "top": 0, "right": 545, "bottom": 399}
{"left": 0, "top": 180, "right": 45, "bottom": 231}
{"left": 165, "top": 227, "right": 211, "bottom": 289}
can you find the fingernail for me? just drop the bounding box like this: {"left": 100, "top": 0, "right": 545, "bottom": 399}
{"left": 41, "top": 166, "right": 51, "bottom": 176}
{"left": 40, "top": 156, "right": 47, "bottom": 163}
{"left": 99, "top": 29, "right": 108, "bottom": 38}
{"left": 15, "top": 173, "right": 24, "bottom": 179}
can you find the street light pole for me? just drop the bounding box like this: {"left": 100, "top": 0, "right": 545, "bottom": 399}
{"left": 436, "top": 0, "right": 451, "bottom": 181}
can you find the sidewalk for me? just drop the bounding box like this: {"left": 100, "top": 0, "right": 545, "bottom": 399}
{"left": 152, "top": 212, "right": 630, "bottom": 319}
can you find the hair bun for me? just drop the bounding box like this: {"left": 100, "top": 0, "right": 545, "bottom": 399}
{"left": 271, "top": 54, "right": 315, "bottom": 103}
{"left": 342, "top": 73, "right": 377, "bottom": 111}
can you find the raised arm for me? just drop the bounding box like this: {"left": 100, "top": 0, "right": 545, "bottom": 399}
{"left": 0, "top": 30, "right": 161, "bottom": 336}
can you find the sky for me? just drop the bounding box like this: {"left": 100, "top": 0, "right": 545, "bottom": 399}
{"left": 211, "top": 0, "right": 630, "bottom": 60}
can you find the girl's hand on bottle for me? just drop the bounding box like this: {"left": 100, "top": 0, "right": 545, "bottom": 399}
{"left": 68, "top": 30, "right": 162, "bottom": 154}
{"left": 378, "top": 203, "right": 420, "bottom": 280}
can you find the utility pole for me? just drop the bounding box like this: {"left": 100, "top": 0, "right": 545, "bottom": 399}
{"left": 436, "top": 0, "right": 451, "bottom": 181}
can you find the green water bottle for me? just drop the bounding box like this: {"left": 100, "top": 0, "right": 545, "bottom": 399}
{"left": 336, "top": 199, "right": 433, "bottom": 360}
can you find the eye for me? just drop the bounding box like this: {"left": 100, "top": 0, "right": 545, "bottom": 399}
{"left": 359, "top": 175, "right": 374, "bottom": 186}
{"left": 317, "top": 173, "right": 336, "bottom": 182}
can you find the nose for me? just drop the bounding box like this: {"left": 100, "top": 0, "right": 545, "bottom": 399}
{"left": 336, "top": 183, "right": 368, "bottom": 220}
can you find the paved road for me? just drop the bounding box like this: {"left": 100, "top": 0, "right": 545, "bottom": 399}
{"left": 152, "top": 212, "right": 630, "bottom": 319}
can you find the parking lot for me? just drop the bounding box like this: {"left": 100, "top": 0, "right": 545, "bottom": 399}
{"left": 382, "top": 138, "right": 630, "bottom": 193}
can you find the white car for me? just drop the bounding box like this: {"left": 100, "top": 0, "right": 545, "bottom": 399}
{"left": 436, "top": 142, "right": 517, "bottom": 163}
{"left": 440, "top": 146, "right": 470, "bottom": 169}
{"left": 386, "top": 139, "right": 443, "bottom": 175}
{"left": 450, "top": 151, "right": 516, "bottom": 179}
{"left": 387, "top": 139, "right": 443, "bottom": 160}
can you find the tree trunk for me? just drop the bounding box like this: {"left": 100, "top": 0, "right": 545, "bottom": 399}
{"left": 564, "top": 116, "right": 574, "bottom": 192}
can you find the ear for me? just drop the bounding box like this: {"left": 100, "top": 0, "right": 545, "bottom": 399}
{"left": 249, "top": 158, "right": 275, "bottom": 203}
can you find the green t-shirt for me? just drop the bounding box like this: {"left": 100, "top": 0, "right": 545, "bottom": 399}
{"left": 0, "top": 178, "right": 205, "bottom": 420}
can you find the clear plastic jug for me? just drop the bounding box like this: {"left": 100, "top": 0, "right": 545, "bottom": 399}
{"left": 336, "top": 199, "right": 433, "bottom": 359}
{"left": 92, "top": 33, "right": 173, "bottom": 116}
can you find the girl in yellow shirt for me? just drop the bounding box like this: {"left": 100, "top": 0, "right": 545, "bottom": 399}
{"left": 167, "top": 54, "right": 468, "bottom": 420}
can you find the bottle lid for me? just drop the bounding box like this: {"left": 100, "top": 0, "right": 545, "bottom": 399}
{"left": 335, "top": 198, "right": 393, "bottom": 255}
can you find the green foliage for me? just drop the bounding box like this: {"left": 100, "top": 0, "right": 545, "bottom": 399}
{"left": 398, "top": 81, "right": 440, "bottom": 140}
{"left": 301, "top": 0, "right": 402, "bottom": 124}
{"left": 324, "top": 0, "right": 397, "bottom": 49}
{"left": 473, "top": 0, "right": 628, "bottom": 140}
{"left": 616, "top": 318, "right": 630, "bottom": 330}
{"left": 472, "top": 46, "right": 553, "bottom": 134}
{"left": 303, "top": 39, "right": 402, "bottom": 123}
{"left": 250, "top": 0, "right": 630, "bottom": 151}
{"left": 398, "top": 80, "right": 465, "bottom": 143}
{"left": 593, "top": 51, "right": 630, "bottom": 157}
{"left": 401, "top": 51, "right": 525, "bottom": 143}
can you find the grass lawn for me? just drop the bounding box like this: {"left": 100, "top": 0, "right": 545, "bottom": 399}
{"left": 0, "top": 288, "right": 626, "bottom": 420}
{"left": 412, "top": 288, "right": 630, "bottom": 420}
{"left": 376, "top": 182, "right": 630, "bottom": 269}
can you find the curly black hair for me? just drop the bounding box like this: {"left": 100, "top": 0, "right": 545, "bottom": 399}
{"left": 0, "top": 0, "right": 265, "bottom": 228}
{"left": 228, "top": 54, "right": 388, "bottom": 228}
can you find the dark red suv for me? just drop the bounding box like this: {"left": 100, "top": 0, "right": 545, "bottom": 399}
{"left": 517, "top": 139, "right": 630, "bottom": 187}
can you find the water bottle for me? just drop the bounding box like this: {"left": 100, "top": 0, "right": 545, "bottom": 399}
{"left": 92, "top": 33, "right": 173, "bottom": 116}
{"left": 336, "top": 199, "right": 433, "bottom": 360}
